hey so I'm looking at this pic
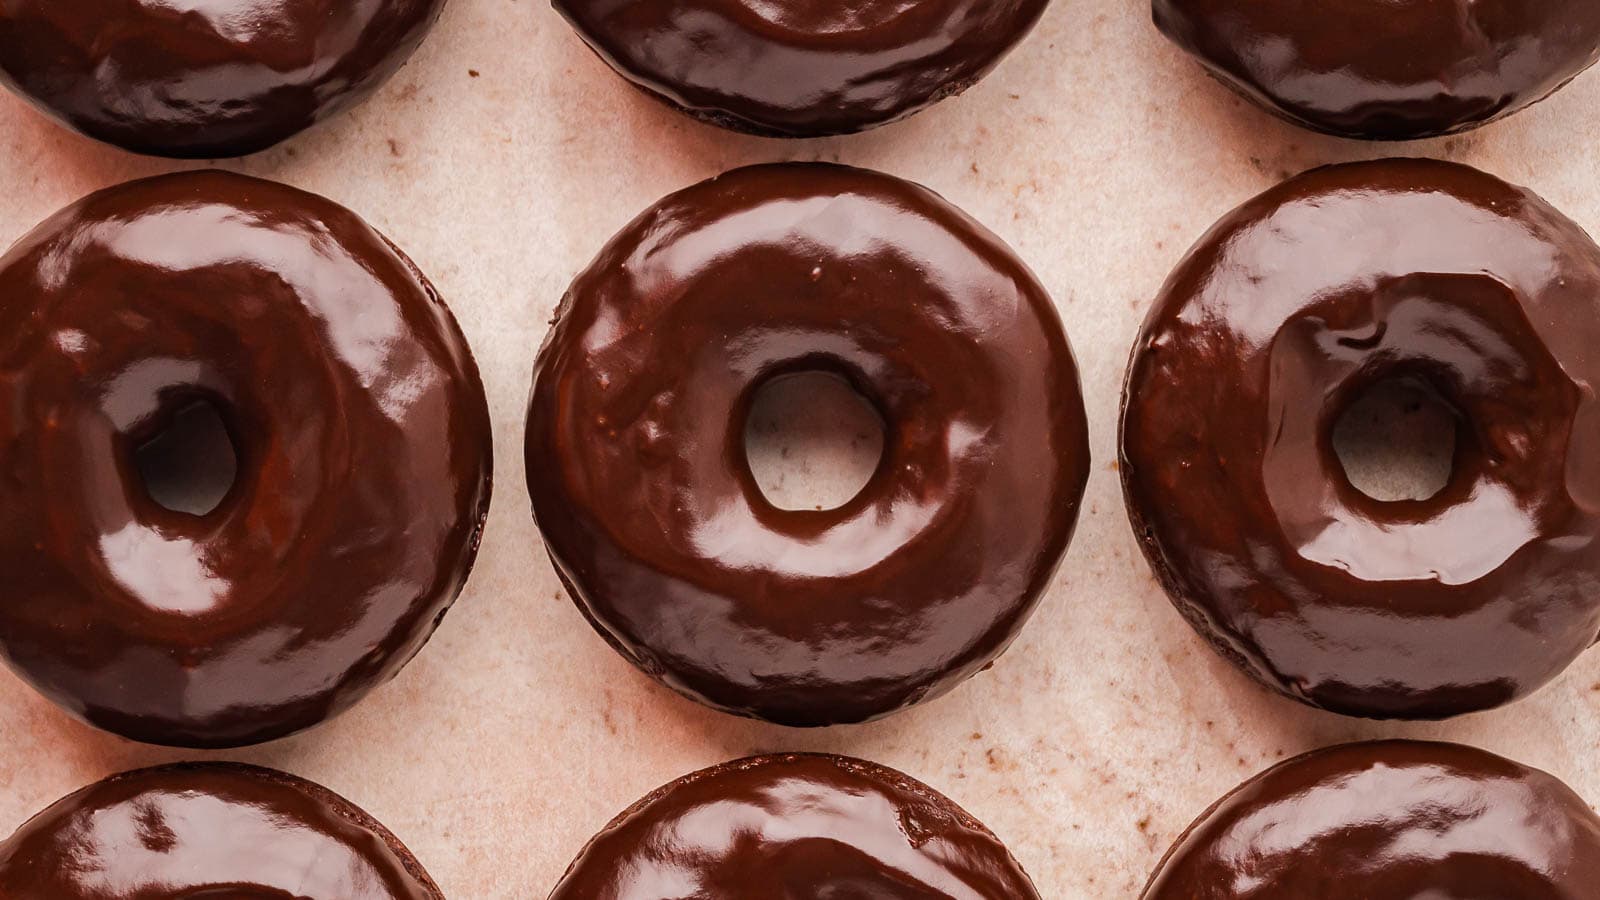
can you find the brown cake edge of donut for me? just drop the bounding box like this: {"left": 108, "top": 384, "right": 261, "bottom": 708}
{"left": 614, "top": 64, "right": 985, "bottom": 139}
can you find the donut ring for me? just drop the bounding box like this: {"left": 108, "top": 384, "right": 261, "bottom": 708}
{"left": 526, "top": 163, "right": 1090, "bottom": 726}
{"left": 550, "top": 753, "right": 1041, "bottom": 898}
{"left": 0, "top": 763, "right": 443, "bottom": 898}
{"left": 1154, "top": 0, "right": 1600, "bottom": 140}
{"left": 0, "top": 0, "right": 447, "bottom": 157}
{"left": 1120, "top": 158, "right": 1600, "bottom": 718}
{"left": 0, "top": 170, "right": 493, "bottom": 748}
{"left": 554, "top": 0, "right": 1051, "bottom": 136}
{"left": 1142, "top": 741, "right": 1600, "bottom": 897}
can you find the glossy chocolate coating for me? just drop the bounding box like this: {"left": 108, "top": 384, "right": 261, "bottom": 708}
{"left": 0, "top": 0, "right": 446, "bottom": 158}
{"left": 0, "top": 170, "right": 493, "bottom": 747}
{"left": 554, "top": 0, "right": 1051, "bottom": 137}
{"left": 550, "top": 753, "right": 1041, "bottom": 899}
{"left": 0, "top": 763, "right": 443, "bottom": 898}
{"left": 527, "top": 163, "right": 1090, "bottom": 726}
{"left": 1121, "top": 159, "right": 1600, "bottom": 719}
{"left": 1143, "top": 741, "right": 1600, "bottom": 898}
{"left": 1154, "top": 0, "right": 1600, "bottom": 140}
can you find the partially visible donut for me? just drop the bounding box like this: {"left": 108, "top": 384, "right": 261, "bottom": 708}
{"left": 550, "top": 753, "right": 1041, "bottom": 899}
{"left": 1121, "top": 158, "right": 1600, "bottom": 718}
{"left": 0, "top": 0, "right": 448, "bottom": 157}
{"left": 1142, "top": 741, "right": 1600, "bottom": 898}
{"left": 0, "top": 170, "right": 493, "bottom": 748}
{"left": 527, "top": 163, "right": 1090, "bottom": 726}
{"left": 0, "top": 763, "right": 444, "bottom": 898}
{"left": 553, "top": 0, "right": 1052, "bottom": 136}
{"left": 1154, "top": 0, "right": 1600, "bottom": 139}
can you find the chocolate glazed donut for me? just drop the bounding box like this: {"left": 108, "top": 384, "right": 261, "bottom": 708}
{"left": 527, "top": 163, "right": 1090, "bottom": 726}
{"left": 550, "top": 754, "right": 1041, "bottom": 899}
{"left": 1154, "top": 0, "right": 1600, "bottom": 140}
{"left": 0, "top": 763, "right": 443, "bottom": 898}
{"left": 1120, "top": 158, "right": 1600, "bottom": 718}
{"left": 0, "top": 0, "right": 447, "bottom": 157}
{"left": 0, "top": 171, "right": 492, "bottom": 748}
{"left": 1142, "top": 741, "right": 1600, "bottom": 898}
{"left": 554, "top": 0, "right": 1051, "bottom": 136}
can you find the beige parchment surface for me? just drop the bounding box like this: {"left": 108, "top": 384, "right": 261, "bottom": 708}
{"left": 1, "top": 1, "right": 1598, "bottom": 897}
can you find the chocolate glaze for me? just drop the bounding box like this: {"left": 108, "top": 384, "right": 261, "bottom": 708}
{"left": 550, "top": 753, "right": 1041, "bottom": 899}
{"left": 1154, "top": 0, "right": 1600, "bottom": 140}
{"left": 553, "top": 0, "right": 1051, "bottom": 137}
{"left": 1120, "top": 158, "right": 1600, "bottom": 719}
{"left": 526, "top": 163, "right": 1090, "bottom": 726}
{"left": 0, "top": 763, "right": 443, "bottom": 898}
{"left": 1143, "top": 741, "right": 1600, "bottom": 898}
{"left": 0, "top": 0, "right": 446, "bottom": 158}
{"left": 0, "top": 170, "right": 493, "bottom": 748}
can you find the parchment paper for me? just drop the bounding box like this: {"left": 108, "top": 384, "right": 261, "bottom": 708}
{"left": 1, "top": 1, "right": 1596, "bottom": 896}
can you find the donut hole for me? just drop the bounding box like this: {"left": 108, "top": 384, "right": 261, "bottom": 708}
{"left": 743, "top": 371, "right": 886, "bottom": 511}
{"left": 133, "top": 396, "right": 241, "bottom": 517}
{"left": 1332, "top": 375, "right": 1459, "bottom": 503}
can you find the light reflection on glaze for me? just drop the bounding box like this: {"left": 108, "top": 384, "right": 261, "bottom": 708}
{"left": 553, "top": 0, "right": 1051, "bottom": 136}
{"left": 1153, "top": 0, "right": 1600, "bottom": 139}
{"left": 87, "top": 206, "right": 412, "bottom": 392}
{"left": 526, "top": 163, "right": 1090, "bottom": 726}
{"left": 1120, "top": 159, "right": 1600, "bottom": 719}
{"left": 549, "top": 754, "right": 1041, "bottom": 900}
{"left": 0, "top": 171, "right": 493, "bottom": 748}
{"left": 0, "top": 764, "right": 441, "bottom": 899}
{"left": 1142, "top": 742, "right": 1600, "bottom": 898}
{"left": 0, "top": 0, "right": 446, "bottom": 157}
{"left": 98, "top": 523, "right": 228, "bottom": 615}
